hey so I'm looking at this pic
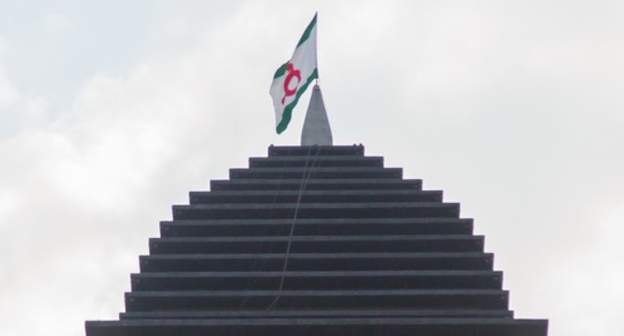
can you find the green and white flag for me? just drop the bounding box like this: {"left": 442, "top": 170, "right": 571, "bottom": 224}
{"left": 270, "top": 14, "right": 319, "bottom": 134}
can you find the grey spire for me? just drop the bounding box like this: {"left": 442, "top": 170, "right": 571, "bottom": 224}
{"left": 301, "top": 84, "right": 333, "bottom": 146}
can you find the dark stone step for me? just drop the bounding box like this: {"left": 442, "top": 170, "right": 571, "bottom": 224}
{"left": 189, "top": 189, "right": 442, "bottom": 205}
{"left": 139, "top": 252, "right": 494, "bottom": 273}
{"left": 120, "top": 308, "right": 514, "bottom": 320}
{"left": 210, "top": 178, "right": 422, "bottom": 191}
{"left": 130, "top": 270, "right": 503, "bottom": 291}
{"left": 268, "top": 145, "right": 365, "bottom": 157}
{"left": 229, "top": 167, "right": 402, "bottom": 180}
{"left": 249, "top": 157, "right": 383, "bottom": 168}
{"left": 172, "top": 202, "right": 460, "bottom": 220}
{"left": 249, "top": 156, "right": 384, "bottom": 168}
{"left": 148, "top": 235, "right": 484, "bottom": 255}
{"left": 87, "top": 317, "right": 548, "bottom": 336}
{"left": 160, "top": 217, "right": 472, "bottom": 237}
{"left": 124, "top": 289, "right": 509, "bottom": 311}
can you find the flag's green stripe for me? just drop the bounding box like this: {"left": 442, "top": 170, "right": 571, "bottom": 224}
{"left": 273, "top": 62, "right": 288, "bottom": 79}
{"left": 296, "top": 13, "right": 317, "bottom": 48}
{"left": 276, "top": 68, "right": 319, "bottom": 134}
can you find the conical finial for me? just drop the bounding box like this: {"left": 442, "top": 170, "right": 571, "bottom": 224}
{"left": 301, "top": 84, "right": 333, "bottom": 146}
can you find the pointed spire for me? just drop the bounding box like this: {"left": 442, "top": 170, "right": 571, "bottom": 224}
{"left": 301, "top": 84, "right": 333, "bottom": 146}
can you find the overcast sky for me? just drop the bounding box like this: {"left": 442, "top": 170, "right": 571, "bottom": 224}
{"left": 1, "top": 1, "right": 623, "bottom": 335}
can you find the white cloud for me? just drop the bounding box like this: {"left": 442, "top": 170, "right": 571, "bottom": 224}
{"left": 534, "top": 203, "right": 624, "bottom": 335}
{"left": 42, "top": 12, "right": 71, "bottom": 40}
{"left": 0, "top": 69, "right": 20, "bottom": 107}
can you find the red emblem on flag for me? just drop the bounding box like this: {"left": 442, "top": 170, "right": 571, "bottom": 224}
{"left": 281, "top": 63, "right": 301, "bottom": 104}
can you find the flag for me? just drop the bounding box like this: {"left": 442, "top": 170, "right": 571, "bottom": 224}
{"left": 270, "top": 14, "right": 318, "bottom": 134}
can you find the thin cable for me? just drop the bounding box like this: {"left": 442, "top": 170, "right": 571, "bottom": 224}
{"left": 240, "top": 147, "right": 290, "bottom": 310}
{"left": 266, "top": 146, "right": 322, "bottom": 310}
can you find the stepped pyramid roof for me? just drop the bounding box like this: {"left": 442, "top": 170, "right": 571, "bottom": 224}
{"left": 86, "top": 145, "right": 548, "bottom": 336}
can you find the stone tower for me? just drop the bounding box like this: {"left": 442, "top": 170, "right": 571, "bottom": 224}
{"left": 86, "top": 145, "right": 548, "bottom": 336}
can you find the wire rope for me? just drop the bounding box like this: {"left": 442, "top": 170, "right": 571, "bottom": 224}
{"left": 266, "top": 145, "right": 322, "bottom": 310}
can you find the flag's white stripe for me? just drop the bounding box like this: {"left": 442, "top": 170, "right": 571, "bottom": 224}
{"left": 270, "top": 15, "right": 318, "bottom": 134}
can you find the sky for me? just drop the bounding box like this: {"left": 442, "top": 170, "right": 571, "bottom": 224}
{"left": 1, "top": 1, "right": 623, "bottom": 335}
